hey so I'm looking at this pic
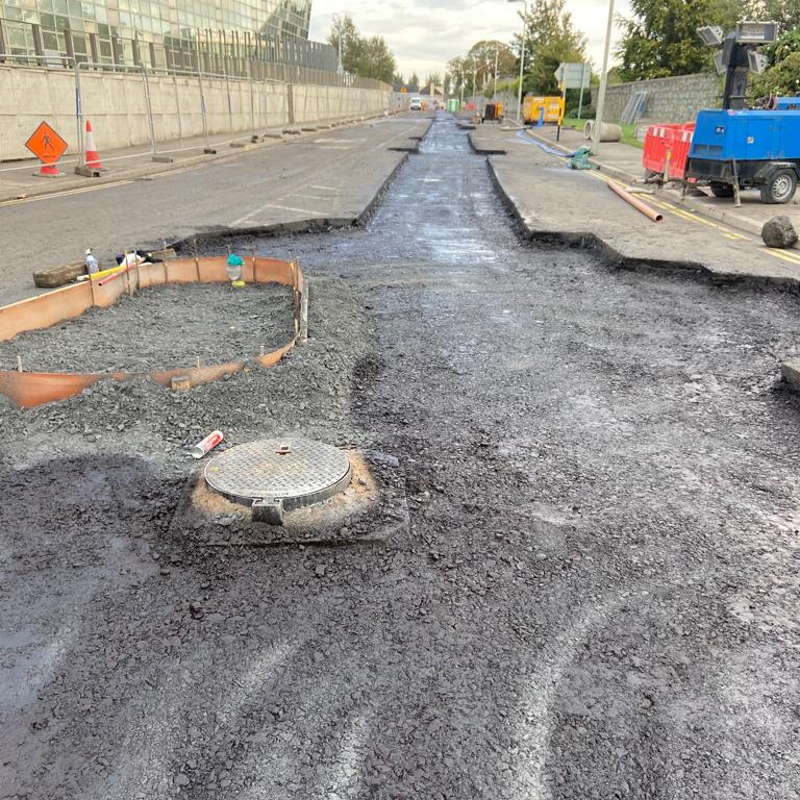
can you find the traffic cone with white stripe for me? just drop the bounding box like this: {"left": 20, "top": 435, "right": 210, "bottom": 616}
{"left": 84, "top": 120, "right": 104, "bottom": 170}
{"left": 75, "top": 120, "right": 107, "bottom": 176}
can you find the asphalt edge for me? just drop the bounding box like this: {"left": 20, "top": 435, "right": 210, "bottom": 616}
{"left": 168, "top": 138, "right": 422, "bottom": 251}
{"left": 483, "top": 156, "right": 797, "bottom": 288}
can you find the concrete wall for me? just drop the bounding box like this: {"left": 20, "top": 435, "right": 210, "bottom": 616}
{"left": 593, "top": 73, "right": 720, "bottom": 124}
{"left": 0, "top": 65, "right": 392, "bottom": 161}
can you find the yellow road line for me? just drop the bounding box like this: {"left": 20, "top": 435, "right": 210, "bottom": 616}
{"left": 767, "top": 247, "right": 800, "bottom": 265}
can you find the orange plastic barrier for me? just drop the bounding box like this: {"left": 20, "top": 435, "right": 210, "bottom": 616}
{"left": 0, "top": 255, "right": 306, "bottom": 408}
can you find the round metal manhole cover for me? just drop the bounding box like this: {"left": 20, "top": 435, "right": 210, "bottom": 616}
{"left": 204, "top": 437, "right": 352, "bottom": 510}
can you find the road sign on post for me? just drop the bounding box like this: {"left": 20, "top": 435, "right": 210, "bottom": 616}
{"left": 25, "top": 120, "right": 68, "bottom": 177}
{"left": 554, "top": 62, "right": 591, "bottom": 89}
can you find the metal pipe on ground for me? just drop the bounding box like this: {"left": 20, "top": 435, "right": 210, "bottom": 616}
{"left": 606, "top": 180, "right": 663, "bottom": 222}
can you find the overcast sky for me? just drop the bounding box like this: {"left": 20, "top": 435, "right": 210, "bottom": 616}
{"left": 309, "top": 0, "right": 633, "bottom": 80}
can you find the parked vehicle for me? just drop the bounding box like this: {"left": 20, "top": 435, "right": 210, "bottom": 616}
{"left": 685, "top": 108, "right": 800, "bottom": 204}
{"left": 409, "top": 96, "right": 422, "bottom": 111}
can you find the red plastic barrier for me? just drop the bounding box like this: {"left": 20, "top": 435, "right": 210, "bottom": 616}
{"left": 642, "top": 122, "right": 694, "bottom": 180}
{"left": 642, "top": 124, "right": 677, "bottom": 175}
{"left": 666, "top": 123, "right": 695, "bottom": 180}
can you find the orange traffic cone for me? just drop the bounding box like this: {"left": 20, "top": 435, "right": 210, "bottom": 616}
{"left": 84, "top": 120, "right": 104, "bottom": 170}
{"left": 38, "top": 163, "right": 61, "bottom": 177}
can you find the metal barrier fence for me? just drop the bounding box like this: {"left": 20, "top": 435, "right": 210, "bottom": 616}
{"left": 0, "top": 53, "right": 392, "bottom": 166}
{"left": 0, "top": 17, "right": 389, "bottom": 92}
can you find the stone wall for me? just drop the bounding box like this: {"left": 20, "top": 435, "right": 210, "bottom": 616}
{"left": 0, "top": 65, "right": 394, "bottom": 161}
{"left": 593, "top": 73, "right": 720, "bottom": 124}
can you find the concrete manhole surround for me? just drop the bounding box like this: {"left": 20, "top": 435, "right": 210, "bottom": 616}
{"left": 204, "top": 437, "right": 352, "bottom": 525}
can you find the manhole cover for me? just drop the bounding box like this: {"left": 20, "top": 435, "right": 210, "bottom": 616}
{"left": 204, "top": 438, "right": 352, "bottom": 524}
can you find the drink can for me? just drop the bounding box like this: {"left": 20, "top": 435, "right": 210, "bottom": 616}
{"left": 190, "top": 430, "right": 224, "bottom": 459}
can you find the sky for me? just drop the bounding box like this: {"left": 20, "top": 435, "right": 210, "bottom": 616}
{"left": 308, "top": 0, "right": 633, "bottom": 81}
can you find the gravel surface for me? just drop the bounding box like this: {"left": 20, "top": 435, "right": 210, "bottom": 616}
{"left": 0, "top": 282, "right": 294, "bottom": 373}
{"left": 2, "top": 114, "right": 800, "bottom": 800}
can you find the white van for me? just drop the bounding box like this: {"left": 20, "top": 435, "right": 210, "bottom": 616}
{"left": 409, "top": 96, "right": 422, "bottom": 111}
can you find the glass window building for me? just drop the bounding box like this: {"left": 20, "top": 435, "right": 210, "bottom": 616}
{"left": 0, "top": 0, "right": 335, "bottom": 72}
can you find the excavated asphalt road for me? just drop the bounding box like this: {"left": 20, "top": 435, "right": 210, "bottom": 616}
{"left": 2, "top": 114, "right": 800, "bottom": 800}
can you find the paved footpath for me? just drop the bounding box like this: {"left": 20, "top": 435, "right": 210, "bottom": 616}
{"left": 469, "top": 123, "right": 800, "bottom": 287}
{"left": 0, "top": 115, "right": 429, "bottom": 306}
{"left": 525, "top": 123, "right": 800, "bottom": 242}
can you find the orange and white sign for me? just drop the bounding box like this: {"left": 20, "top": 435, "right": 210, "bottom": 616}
{"left": 25, "top": 121, "right": 68, "bottom": 165}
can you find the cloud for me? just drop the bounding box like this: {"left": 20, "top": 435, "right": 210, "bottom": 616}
{"left": 309, "top": 0, "right": 632, "bottom": 78}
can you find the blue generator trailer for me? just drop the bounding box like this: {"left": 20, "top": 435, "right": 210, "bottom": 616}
{"left": 685, "top": 108, "right": 800, "bottom": 203}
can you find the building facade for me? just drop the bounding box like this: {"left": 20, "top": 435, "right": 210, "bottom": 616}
{"left": 0, "top": 0, "right": 335, "bottom": 72}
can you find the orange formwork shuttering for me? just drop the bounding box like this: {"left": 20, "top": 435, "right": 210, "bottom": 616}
{"left": 0, "top": 255, "right": 307, "bottom": 409}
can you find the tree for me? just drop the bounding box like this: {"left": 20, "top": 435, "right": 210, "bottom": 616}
{"left": 515, "top": 0, "right": 587, "bottom": 94}
{"left": 408, "top": 72, "right": 420, "bottom": 91}
{"left": 746, "top": 1, "right": 800, "bottom": 30}
{"left": 392, "top": 72, "right": 404, "bottom": 86}
{"left": 326, "top": 14, "right": 396, "bottom": 83}
{"left": 616, "top": 0, "right": 739, "bottom": 81}
{"left": 425, "top": 72, "right": 442, "bottom": 90}
{"left": 750, "top": 28, "right": 800, "bottom": 97}
{"left": 356, "top": 35, "right": 396, "bottom": 84}
{"left": 327, "top": 13, "right": 361, "bottom": 73}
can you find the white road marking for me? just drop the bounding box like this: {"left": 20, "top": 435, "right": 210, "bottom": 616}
{"left": 230, "top": 202, "right": 322, "bottom": 225}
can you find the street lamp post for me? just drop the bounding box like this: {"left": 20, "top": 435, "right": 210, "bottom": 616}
{"left": 592, "top": 0, "right": 615, "bottom": 155}
{"left": 472, "top": 56, "right": 477, "bottom": 109}
{"left": 509, "top": 0, "right": 528, "bottom": 122}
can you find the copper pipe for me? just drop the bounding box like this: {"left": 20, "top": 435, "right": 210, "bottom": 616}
{"left": 607, "top": 180, "right": 663, "bottom": 222}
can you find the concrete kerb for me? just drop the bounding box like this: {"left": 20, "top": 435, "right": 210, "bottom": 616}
{"left": 485, "top": 156, "right": 800, "bottom": 293}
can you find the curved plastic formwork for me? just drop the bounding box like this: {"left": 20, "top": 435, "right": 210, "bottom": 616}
{"left": 0, "top": 255, "right": 307, "bottom": 409}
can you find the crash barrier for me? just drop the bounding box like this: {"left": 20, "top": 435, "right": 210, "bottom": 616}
{"left": 642, "top": 122, "right": 695, "bottom": 180}
{"left": 0, "top": 256, "right": 307, "bottom": 409}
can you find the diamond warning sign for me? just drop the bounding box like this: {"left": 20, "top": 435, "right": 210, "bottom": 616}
{"left": 25, "top": 121, "right": 68, "bottom": 164}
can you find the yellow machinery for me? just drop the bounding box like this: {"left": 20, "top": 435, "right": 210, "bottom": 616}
{"left": 523, "top": 96, "right": 565, "bottom": 125}
{"left": 483, "top": 102, "right": 503, "bottom": 121}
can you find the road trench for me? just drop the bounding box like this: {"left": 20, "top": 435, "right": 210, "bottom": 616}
{"left": 1, "top": 114, "right": 800, "bottom": 799}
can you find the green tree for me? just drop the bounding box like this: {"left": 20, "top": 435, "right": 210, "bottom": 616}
{"left": 327, "top": 13, "right": 362, "bottom": 73}
{"left": 515, "top": 0, "right": 587, "bottom": 94}
{"left": 408, "top": 72, "right": 420, "bottom": 91}
{"left": 746, "top": 1, "right": 800, "bottom": 30}
{"left": 327, "top": 14, "right": 396, "bottom": 83}
{"left": 616, "top": 0, "right": 739, "bottom": 81}
{"left": 750, "top": 28, "right": 800, "bottom": 96}
{"left": 425, "top": 72, "right": 442, "bottom": 90}
{"left": 464, "top": 41, "right": 516, "bottom": 96}
{"left": 356, "top": 35, "right": 396, "bottom": 83}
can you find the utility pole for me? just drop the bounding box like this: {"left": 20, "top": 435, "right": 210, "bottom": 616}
{"left": 493, "top": 47, "right": 499, "bottom": 98}
{"left": 508, "top": 0, "right": 528, "bottom": 123}
{"left": 472, "top": 57, "right": 477, "bottom": 109}
{"left": 592, "top": 0, "right": 615, "bottom": 155}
